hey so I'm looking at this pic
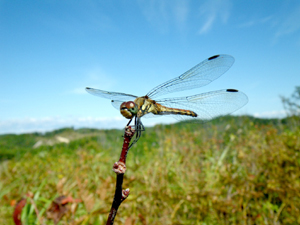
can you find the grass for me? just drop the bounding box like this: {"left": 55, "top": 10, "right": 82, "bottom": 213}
{"left": 0, "top": 116, "right": 300, "bottom": 224}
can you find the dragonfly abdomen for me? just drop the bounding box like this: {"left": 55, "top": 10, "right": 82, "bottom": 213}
{"left": 157, "top": 104, "right": 197, "bottom": 117}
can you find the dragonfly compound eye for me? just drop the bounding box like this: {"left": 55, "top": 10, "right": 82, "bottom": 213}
{"left": 120, "top": 101, "right": 138, "bottom": 119}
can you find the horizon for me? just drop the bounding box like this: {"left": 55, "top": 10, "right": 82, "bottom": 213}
{"left": 0, "top": 114, "right": 289, "bottom": 135}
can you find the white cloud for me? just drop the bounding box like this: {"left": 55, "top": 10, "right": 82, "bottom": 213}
{"left": 138, "top": 0, "right": 189, "bottom": 33}
{"left": 198, "top": 0, "right": 231, "bottom": 34}
{"left": 0, "top": 115, "right": 180, "bottom": 135}
{"left": 274, "top": 5, "right": 300, "bottom": 42}
{"left": 138, "top": 0, "right": 169, "bottom": 33}
{"left": 70, "top": 66, "right": 116, "bottom": 95}
{"left": 274, "top": 5, "right": 300, "bottom": 39}
{"left": 138, "top": 0, "right": 234, "bottom": 34}
{"left": 0, "top": 116, "right": 128, "bottom": 134}
{"left": 2, "top": 111, "right": 285, "bottom": 135}
{"left": 253, "top": 110, "right": 286, "bottom": 118}
{"left": 238, "top": 16, "right": 273, "bottom": 28}
{"left": 199, "top": 14, "right": 216, "bottom": 34}
{"left": 173, "top": 0, "right": 189, "bottom": 31}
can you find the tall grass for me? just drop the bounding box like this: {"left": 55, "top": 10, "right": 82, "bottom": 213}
{"left": 0, "top": 116, "right": 300, "bottom": 224}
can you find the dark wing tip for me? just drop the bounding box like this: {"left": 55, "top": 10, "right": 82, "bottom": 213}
{"left": 226, "top": 89, "right": 239, "bottom": 92}
{"left": 208, "top": 55, "right": 220, "bottom": 60}
{"left": 86, "top": 87, "right": 91, "bottom": 90}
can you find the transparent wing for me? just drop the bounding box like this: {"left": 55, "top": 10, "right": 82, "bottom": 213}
{"left": 147, "top": 55, "right": 235, "bottom": 99}
{"left": 86, "top": 87, "right": 137, "bottom": 102}
{"left": 111, "top": 100, "right": 125, "bottom": 110}
{"left": 154, "top": 89, "right": 248, "bottom": 122}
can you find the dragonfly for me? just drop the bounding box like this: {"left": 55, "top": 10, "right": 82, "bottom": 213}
{"left": 86, "top": 54, "right": 248, "bottom": 148}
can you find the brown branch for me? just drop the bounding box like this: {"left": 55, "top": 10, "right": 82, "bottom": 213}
{"left": 106, "top": 126, "right": 135, "bottom": 225}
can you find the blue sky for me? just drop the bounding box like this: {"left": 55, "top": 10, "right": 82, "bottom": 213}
{"left": 1, "top": 0, "right": 300, "bottom": 134}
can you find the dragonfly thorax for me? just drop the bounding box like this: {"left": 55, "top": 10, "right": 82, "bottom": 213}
{"left": 120, "top": 101, "right": 138, "bottom": 119}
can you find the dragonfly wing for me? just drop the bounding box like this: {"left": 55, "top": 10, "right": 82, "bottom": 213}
{"left": 111, "top": 100, "right": 124, "bottom": 110}
{"left": 86, "top": 87, "right": 137, "bottom": 102}
{"left": 155, "top": 89, "right": 248, "bottom": 122}
{"left": 147, "top": 55, "right": 235, "bottom": 98}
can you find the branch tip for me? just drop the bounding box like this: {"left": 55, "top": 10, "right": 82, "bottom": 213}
{"left": 125, "top": 126, "right": 135, "bottom": 136}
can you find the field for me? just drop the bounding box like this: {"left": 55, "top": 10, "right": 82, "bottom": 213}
{"left": 0, "top": 116, "right": 300, "bottom": 225}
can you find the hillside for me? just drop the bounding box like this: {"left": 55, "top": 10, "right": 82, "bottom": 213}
{"left": 0, "top": 115, "right": 299, "bottom": 224}
{"left": 0, "top": 116, "right": 284, "bottom": 161}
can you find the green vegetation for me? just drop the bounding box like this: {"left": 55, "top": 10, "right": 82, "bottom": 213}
{"left": 0, "top": 116, "right": 300, "bottom": 224}
{"left": 281, "top": 86, "right": 300, "bottom": 130}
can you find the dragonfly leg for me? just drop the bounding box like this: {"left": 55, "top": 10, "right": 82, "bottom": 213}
{"left": 127, "top": 117, "right": 144, "bottom": 149}
{"left": 126, "top": 118, "right": 133, "bottom": 127}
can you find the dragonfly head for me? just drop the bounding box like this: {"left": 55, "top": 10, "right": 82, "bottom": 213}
{"left": 120, "top": 101, "right": 138, "bottom": 119}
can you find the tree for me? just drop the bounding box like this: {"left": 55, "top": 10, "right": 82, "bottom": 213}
{"left": 280, "top": 86, "right": 300, "bottom": 126}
